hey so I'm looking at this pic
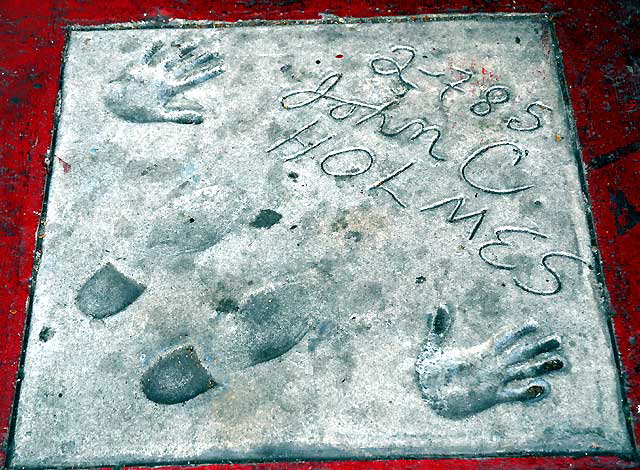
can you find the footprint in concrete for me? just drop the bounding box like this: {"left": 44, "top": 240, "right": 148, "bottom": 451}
{"left": 147, "top": 186, "right": 250, "bottom": 256}
{"left": 140, "top": 285, "right": 312, "bottom": 404}
{"left": 76, "top": 263, "right": 146, "bottom": 319}
{"left": 142, "top": 345, "right": 218, "bottom": 405}
{"left": 147, "top": 208, "right": 228, "bottom": 254}
{"left": 415, "top": 305, "right": 567, "bottom": 419}
{"left": 211, "top": 285, "right": 312, "bottom": 371}
{"left": 239, "top": 289, "right": 308, "bottom": 365}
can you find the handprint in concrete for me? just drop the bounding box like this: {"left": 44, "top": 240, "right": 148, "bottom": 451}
{"left": 415, "top": 305, "right": 566, "bottom": 419}
{"left": 104, "top": 40, "right": 223, "bottom": 124}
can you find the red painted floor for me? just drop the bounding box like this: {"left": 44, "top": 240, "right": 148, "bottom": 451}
{"left": 0, "top": 0, "right": 638, "bottom": 468}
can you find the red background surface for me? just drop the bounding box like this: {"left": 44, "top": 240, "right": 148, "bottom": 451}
{"left": 0, "top": 0, "right": 638, "bottom": 468}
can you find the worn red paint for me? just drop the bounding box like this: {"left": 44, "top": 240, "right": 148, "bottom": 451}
{"left": 0, "top": 0, "right": 638, "bottom": 469}
{"left": 127, "top": 458, "right": 640, "bottom": 469}
{"left": 56, "top": 157, "right": 71, "bottom": 173}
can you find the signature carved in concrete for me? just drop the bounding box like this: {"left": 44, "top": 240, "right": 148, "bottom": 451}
{"left": 104, "top": 41, "right": 223, "bottom": 124}
{"left": 479, "top": 227, "right": 591, "bottom": 296}
{"left": 370, "top": 45, "right": 418, "bottom": 95}
{"left": 280, "top": 72, "right": 445, "bottom": 160}
{"left": 418, "top": 65, "right": 472, "bottom": 102}
{"left": 507, "top": 102, "right": 553, "bottom": 132}
{"left": 415, "top": 305, "right": 566, "bottom": 419}
{"left": 470, "top": 84, "right": 511, "bottom": 117}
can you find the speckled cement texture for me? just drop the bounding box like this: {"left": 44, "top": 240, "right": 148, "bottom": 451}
{"left": 11, "top": 15, "right": 632, "bottom": 467}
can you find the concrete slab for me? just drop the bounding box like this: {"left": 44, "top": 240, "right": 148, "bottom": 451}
{"left": 11, "top": 15, "right": 632, "bottom": 467}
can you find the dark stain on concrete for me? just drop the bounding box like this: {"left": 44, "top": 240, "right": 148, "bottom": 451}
{"left": 250, "top": 209, "right": 282, "bottom": 229}
{"left": 216, "top": 297, "right": 239, "bottom": 313}
{"left": 331, "top": 213, "right": 349, "bottom": 232}
{"left": 344, "top": 230, "right": 362, "bottom": 242}
{"left": 38, "top": 326, "right": 54, "bottom": 342}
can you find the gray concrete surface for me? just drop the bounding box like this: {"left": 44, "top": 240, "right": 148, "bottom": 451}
{"left": 11, "top": 15, "right": 632, "bottom": 467}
